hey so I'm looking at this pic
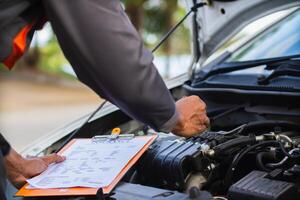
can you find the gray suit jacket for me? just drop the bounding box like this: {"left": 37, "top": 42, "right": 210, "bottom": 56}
{"left": 0, "top": 0, "right": 178, "bottom": 146}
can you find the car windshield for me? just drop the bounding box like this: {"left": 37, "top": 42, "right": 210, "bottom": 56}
{"left": 226, "top": 9, "right": 300, "bottom": 62}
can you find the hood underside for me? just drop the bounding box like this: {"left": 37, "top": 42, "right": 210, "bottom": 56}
{"left": 194, "top": 0, "right": 300, "bottom": 62}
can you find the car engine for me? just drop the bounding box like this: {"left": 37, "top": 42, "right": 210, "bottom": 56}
{"left": 30, "top": 113, "right": 300, "bottom": 200}
{"left": 33, "top": 89, "right": 300, "bottom": 200}
{"left": 126, "top": 120, "right": 300, "bottom": 200}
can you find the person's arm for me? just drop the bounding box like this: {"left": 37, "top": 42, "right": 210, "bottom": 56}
{"left": 42, "top": 0, "right": 209, "bottom": 135}
{"left": 0, "top": 133, "right": 65, "bottom": 188}
{"left": 42, "top": 0, "right": 177, "bottom": 132}
{"left": 4, "top": 148, "right": 65, "bottom": 188}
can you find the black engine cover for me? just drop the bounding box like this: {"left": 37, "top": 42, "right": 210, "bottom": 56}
{"left": 137, "top": 136, "right": 207, "bottom": 191}
{"left": 228, "top": 171, "right": 299, "bottom": 200}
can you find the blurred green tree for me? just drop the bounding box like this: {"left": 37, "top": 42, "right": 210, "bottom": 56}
{"left": 124, "top": 0, "right": 191, "bottom": 55}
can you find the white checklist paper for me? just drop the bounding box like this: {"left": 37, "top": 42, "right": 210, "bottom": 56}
{"left": 27, "top": 137, "right": 151, "bottom": 189}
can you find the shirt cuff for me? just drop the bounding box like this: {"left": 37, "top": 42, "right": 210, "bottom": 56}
{"left": 157, "top": 108, "right": 180, "bottom": 133}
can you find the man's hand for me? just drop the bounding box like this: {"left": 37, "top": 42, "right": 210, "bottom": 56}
{"left": 4, "top": 149, "right": 65, "bottom": 188}
{"left": 172, "top": 95, "right": 210, "bottom": 137}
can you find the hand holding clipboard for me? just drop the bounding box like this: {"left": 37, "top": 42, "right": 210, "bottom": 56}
{"left": 16, "top": 134, "right": 157, "bottom": 197}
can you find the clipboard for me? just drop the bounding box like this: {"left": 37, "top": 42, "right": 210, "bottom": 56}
{"left": 16, "top": 134, "right": 157, "bottom": 197}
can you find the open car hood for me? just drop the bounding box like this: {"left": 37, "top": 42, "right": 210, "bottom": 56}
{"left": 193, "top": 0, "right": 300, "bottom": 62}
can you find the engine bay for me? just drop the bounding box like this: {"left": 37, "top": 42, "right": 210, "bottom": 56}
{"left": 14, "top": 71, "right": 295, "bottom": 200}
{"left": 126, "top": 65, "right": 300, "bottom": 200}
{"left": 134, "top": 121, "right": 300, "bottom": 200}
{"left": 122, "top": 79, "right": 299, "bottom": 200}
{"left": 17, "top": 57, "right": 300, "bottom": 200}
{"left": 28, "top": 79, "right": 299, "bottom": 200}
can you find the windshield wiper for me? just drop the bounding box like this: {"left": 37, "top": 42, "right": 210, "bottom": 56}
{"left": 196, "top": 54, "right": 300, "bottom": 81}
{"left": 258, "top": 60, "right": 300, "bottom": 85}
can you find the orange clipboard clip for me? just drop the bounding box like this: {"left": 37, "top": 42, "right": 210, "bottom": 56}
{"left": 16, "top": 134, "right": 157, "bottom": 197}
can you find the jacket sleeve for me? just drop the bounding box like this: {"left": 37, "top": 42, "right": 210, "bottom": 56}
{"left": 42, "top": 0, "right": 179, "bottom": 132}
{"left": 0, "top": 134, "right": 10, "bottom": 157}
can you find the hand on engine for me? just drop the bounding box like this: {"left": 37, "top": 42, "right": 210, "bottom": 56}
{"left": 172, "top": 95, "right": 210, "bottom": 137}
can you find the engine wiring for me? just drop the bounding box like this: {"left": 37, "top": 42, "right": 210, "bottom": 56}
{"left": 214, "top": 196, "right": 228, "bottom": 200}
{"left": 266, "top": 148, "right": 300, "bottom": 168}
{"left": 215, "top": 124, "right": 247, "bottom": 135}
{"left": 201, "top": 129, "right": 300, "bottom": 187}
{"left": 223, "top": 140, "right": 281, "bottom": 185}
